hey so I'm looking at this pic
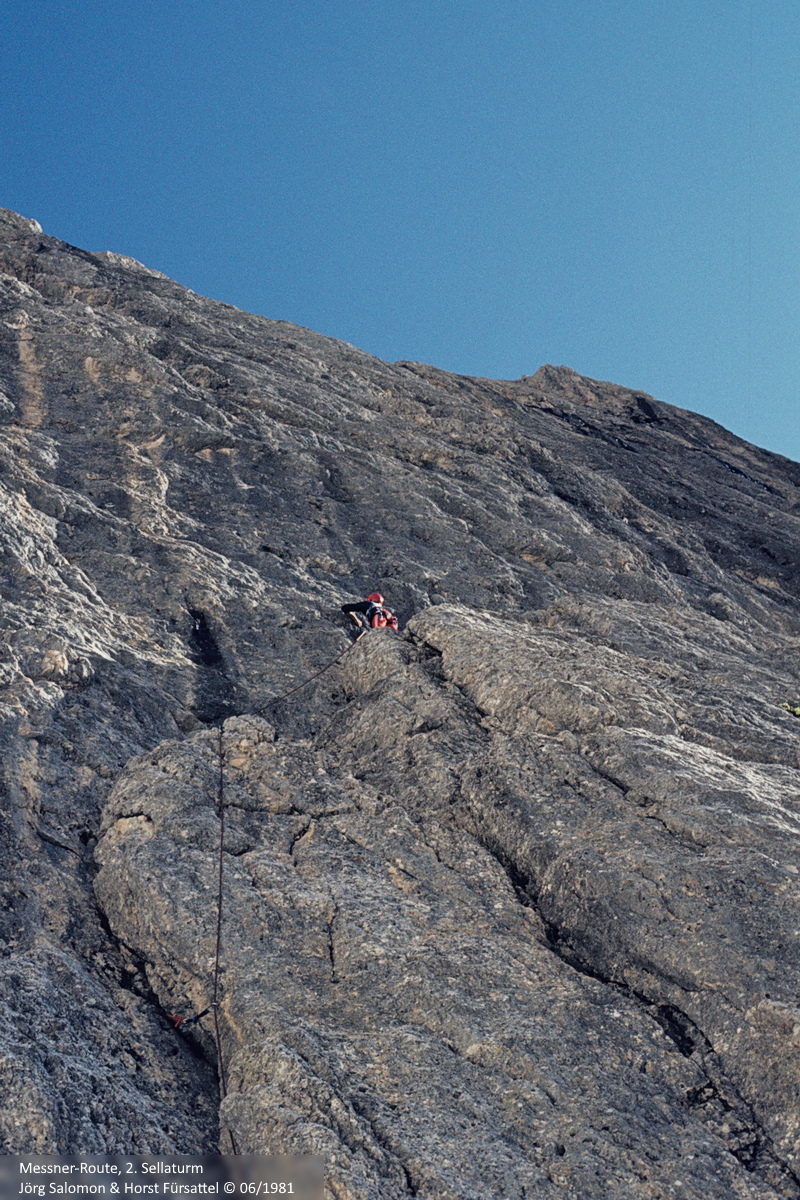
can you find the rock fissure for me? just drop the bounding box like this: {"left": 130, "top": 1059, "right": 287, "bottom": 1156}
{"left": 287, "top": 819, "right": 313, "bottom": 859}
{"left": 326, "top": 906, "right": 339, "bottom": 985}
{"left": 5, "top": 209, "right": 800, "bottom": 1195}
{"left": 90, "top": 895, "right": 223, "bottom": 1134}
{"left": 344, "top": 1097, "right": 420, "bottom": 1197}
{"left": 445, "top": 786, "right": 800, "bottom": 1193}
{"left": 34, "top": 825, "right": 82, "bottom": 855}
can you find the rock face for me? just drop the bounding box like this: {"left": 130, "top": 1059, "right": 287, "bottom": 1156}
{"left": 2, "top": 206, "right": 800, "bottom": 1195}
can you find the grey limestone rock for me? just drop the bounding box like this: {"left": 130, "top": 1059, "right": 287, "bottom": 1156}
{"left": 2, "top": 206, "right": 800, "bottom": 1195}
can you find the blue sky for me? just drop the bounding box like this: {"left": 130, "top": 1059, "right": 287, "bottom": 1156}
{"left": 2, "top": 0, "right": 798, "bottom": 460}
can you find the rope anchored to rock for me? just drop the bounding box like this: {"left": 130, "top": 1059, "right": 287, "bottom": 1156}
{"left": 175, "top": 628, "right": 369, "bottom": 1151}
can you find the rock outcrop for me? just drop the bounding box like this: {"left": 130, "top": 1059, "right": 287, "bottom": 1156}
{"left": 2, "top": 207, "right": 800, "bottom": 1196}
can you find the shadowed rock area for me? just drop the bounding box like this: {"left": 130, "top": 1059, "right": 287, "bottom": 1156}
{"left": 2, "top": 206, "right": 800, "bottom": 1195}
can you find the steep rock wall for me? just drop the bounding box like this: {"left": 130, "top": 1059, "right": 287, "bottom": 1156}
{"left": 1, "top": 208, "right": 800, "bottom": 1194}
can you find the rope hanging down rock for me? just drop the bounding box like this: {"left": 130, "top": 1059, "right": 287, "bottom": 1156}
{"left": 213, "top": 722, "right": 237, "bottom": 1153}
{"left": 204, "top": 629, "right": 367, "bottom": 1151}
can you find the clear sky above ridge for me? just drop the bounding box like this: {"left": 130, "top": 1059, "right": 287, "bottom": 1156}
{"left": 2, "top": 0, "right": 798, "bottom": 461}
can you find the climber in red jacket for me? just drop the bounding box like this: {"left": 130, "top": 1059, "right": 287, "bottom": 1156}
{"left": 341, "top": 592, "right": 399, "bottom": 631}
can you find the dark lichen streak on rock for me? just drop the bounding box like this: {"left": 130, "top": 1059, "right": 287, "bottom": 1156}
{"left": 188, "top": 609, "right": 225, "bottom": 668}
{"left": 3, "top": 207, "right": 800, "bottom": 1197}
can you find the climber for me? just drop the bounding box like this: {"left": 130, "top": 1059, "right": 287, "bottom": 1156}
{"left": 341, "top": 592, "right": 399, "bottom": 631}
{"left": 166, "top": 1005, "right": 213, "bottom": 1030}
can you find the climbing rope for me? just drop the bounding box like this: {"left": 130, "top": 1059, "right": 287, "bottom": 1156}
{"left": 253, "top": 629, "right": 366, "bottom": 718}
{"left": 202, "top": 629, "right": 367, "bottom": 1151}
{"left": 213, "top": 721, "right": 237, "bottom": 1153}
